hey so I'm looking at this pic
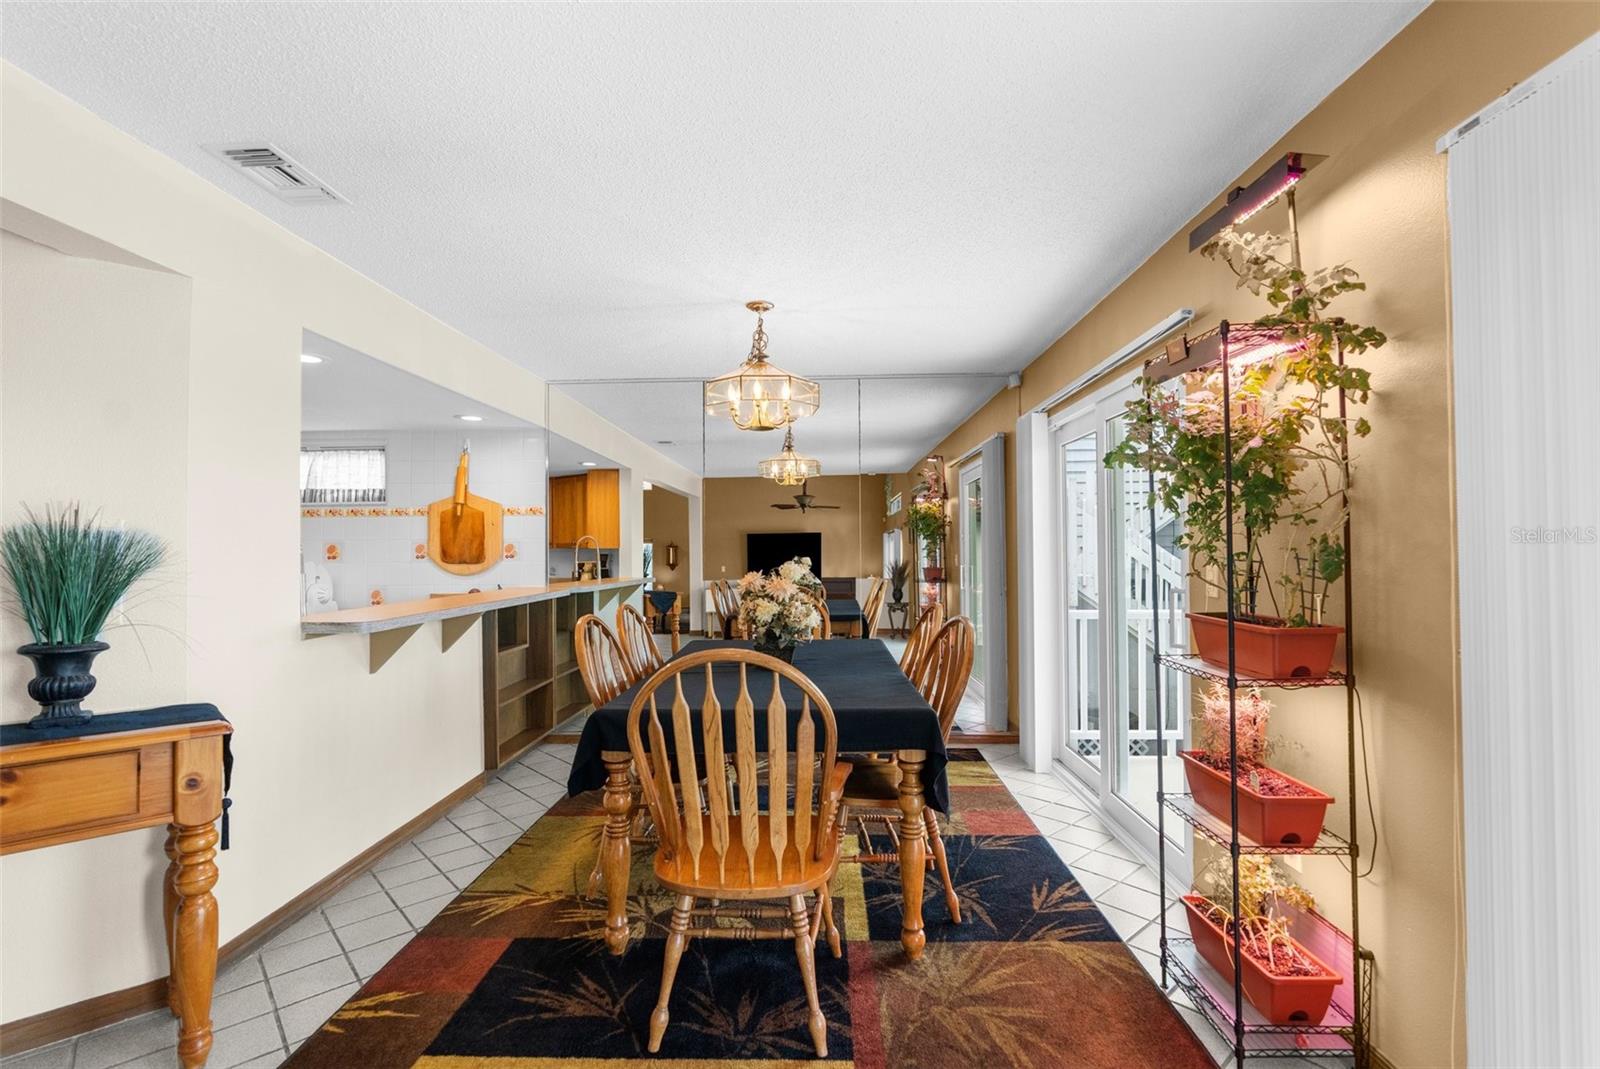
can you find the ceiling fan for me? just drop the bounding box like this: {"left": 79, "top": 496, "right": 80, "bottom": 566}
{"left": 771, "top": 480, "right": 841, "bottom": 513}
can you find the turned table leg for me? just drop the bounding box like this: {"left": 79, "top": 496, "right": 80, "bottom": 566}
{"left": 600, "top": 751, "right": 635, "bottom": 955}
{"left": 169, "top": 821, "right": 219, "bottom": 1069}
{"left": 170, "top": 736, "right": 223, "bottom": 1069}
{"left": 896, "top": 749, "right": 928, "bottom": 960}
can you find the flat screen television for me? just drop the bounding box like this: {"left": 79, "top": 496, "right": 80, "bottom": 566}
{"left": 746, "top": 533, "right": 822, "bottom": 578}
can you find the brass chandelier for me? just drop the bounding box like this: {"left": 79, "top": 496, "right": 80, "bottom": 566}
{"left": 757, "top": 427, "right": 821, "bottom": 485}
{"left": 703, "top": 301, "right": 821, "bottom": 431}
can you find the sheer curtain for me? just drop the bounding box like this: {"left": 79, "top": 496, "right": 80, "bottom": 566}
{"left": 300, "top": 448, "right": 387, "bottom": 504}
{"left": 1443, "top": 33, "right": 1598, "bottom": 1069}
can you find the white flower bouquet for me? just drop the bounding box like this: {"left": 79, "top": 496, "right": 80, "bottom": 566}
{"left": 777, "top": 556, "right": 824, "bottom": 596}
{"left": 736, "top": 568, "right": 821, "bottom": 658}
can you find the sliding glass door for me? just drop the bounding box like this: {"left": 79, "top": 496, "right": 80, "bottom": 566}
{"left": 958, "top": 459, "right": 985, "bottom": 694}
{"left": 1053, "top": 389, "right": 1188, "bottom": 853}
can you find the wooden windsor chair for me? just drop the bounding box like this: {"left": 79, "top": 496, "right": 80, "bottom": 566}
{"left": 899, "top": 602, "right": 945, "bottom": 678}
{"left": 861, "top": 577, "right": 889, "bottom": 639}
{"left": 838, "top": 615, "right": 975, "bottom": 924}
{"left": 617, "top": 603, "right": 666, "bottom": 681}
{"left": 810, "top": 592, "right": 831, "bottom": 639}
{"left": 711, "top": 580, "right": 745, "bottom": 639}
{"left": 575, "top": 613, "right": 636, "bottom": 704}
{"left": 627, "top": 649, "right": 850, "bottom": 1057}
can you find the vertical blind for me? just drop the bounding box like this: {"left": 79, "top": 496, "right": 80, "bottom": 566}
{"left": 300, "top": 448, "right": 387, "bottom": 504}
{"left": 1443, "top": 34, "right": 1598, "bottom": 1069}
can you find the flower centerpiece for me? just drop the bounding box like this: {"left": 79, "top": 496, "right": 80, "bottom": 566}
{"left": 736, "top": 568, "right": 821, "bottom": 662}
{"left": 1180, "top": 682, "right": 1333, "bottom": 846}
{"left": 1182, "top": 855, "right": 1343, "bottom": 1025}
{"left": 1, "top": 503, "right": 167, "bottom": 726}
{"left": 777, "top": 556, "right": 823, "bottom": 598}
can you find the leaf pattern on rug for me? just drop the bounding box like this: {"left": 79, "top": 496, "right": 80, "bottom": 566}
{"left": 487, "top": 961, "right": 646, "bottom": 1053}
{"left": 320, "top": 990, "right": 420, "bottom": 1035}
{"left": 445, "top": 884, "right": 566, "bottom": 925}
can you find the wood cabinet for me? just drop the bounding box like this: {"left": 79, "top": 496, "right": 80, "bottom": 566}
{"left": 549, "top": 469, "right": 620, "bottom": 547}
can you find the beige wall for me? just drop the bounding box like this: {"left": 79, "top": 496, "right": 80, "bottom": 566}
{"left": 702, "top": 475, "right": 884, "bottom": 583}
{"left": 0, "top": 62, "right": 698, "bottom": 1024}
{"left": 918, "top": 6, "right": 1599, "bottom": 1065}
{"left": 643, "top": 486, "right": 691, "bottom": 594}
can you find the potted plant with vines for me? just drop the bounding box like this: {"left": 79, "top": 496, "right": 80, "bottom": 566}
{"left": 906, "top": 502, "right": 948, "bottom": 582}
{"left": 2, "top": 504, "right": 167, "bottom": 726}
{"left": 1182, "top": 854, "right": 1343, "bottom": 1025}
{"left": 1181, "top": 682, "right": 1334, "bottom": 846}
{"left": 1105, "top": 230, "right": 1386, "bottom": 678}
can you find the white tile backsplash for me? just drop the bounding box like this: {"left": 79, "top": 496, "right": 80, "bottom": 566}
{"left": 301, "top": 430, "right": 547, "bottom": 610}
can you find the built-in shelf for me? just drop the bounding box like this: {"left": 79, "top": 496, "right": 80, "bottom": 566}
{"left": 497, "top": 677, "right": 546, "bottom": 706}
{"left": 480, "top": 577, "right": 641, "bottom": 771}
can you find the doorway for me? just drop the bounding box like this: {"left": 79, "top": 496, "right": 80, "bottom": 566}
{"left": 1051, "top": 389, "right": 1188, "bottom": 854}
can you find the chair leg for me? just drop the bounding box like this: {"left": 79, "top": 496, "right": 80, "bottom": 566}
{"left": 788, "top": 894, "right": 828, "bottom": 1058}
{"left": 648, "top": 895, "right": 694, "bottom": 1053}
{"left": 925, "top": 807, "right": 961, "bottom": 924}
{"left": 820, "top": 885, "right": 842, "bottom": 959}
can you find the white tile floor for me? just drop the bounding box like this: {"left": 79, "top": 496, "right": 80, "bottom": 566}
{"left": 6, "top": 659, "right": 1348, "bottom": 1069}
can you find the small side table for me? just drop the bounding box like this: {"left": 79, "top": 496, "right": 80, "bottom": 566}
{"left": 885, "top": 601, "right": 910, "bottom": 637}
{"left": 1, "top": 709, "right": 231, "bottom": 1069}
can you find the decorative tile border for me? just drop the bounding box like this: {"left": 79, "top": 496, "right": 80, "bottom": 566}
{"left": 302, "top": 505, "right": 544, "bottom": 519}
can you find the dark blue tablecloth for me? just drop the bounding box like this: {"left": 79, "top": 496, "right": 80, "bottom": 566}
{"left": 570, "top": 638, "right": 949, "bottom": 811}
{"left": 827, "top": 598, "right": 862, "bottom": 622}
{"left": 1, "top": 704, "right": 234, "bottom": 848}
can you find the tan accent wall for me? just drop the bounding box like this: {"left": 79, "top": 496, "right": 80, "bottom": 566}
{"left": 702, "top": 475, "right": 884, "bottom": 583}
{"left": 916, "top": 5, "right": 1599, "bottom": 1065}
{"left": 643, "top": 486, "right": 691, "bottom": 594}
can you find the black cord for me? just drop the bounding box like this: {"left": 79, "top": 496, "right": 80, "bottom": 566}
{"left": 1338, "top": 684, "right": 1380, "bottom": 879}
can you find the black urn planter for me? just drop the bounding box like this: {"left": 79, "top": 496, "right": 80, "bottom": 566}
{"left": 752, "top": 642, "right": 796, "bottom": 664}
{"left": 19, "top": 641, "right": 108, "bottom": 727}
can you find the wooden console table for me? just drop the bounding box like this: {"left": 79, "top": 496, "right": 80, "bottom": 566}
{"left": 0, "top": 715, "right": 231, "bottom": 1069}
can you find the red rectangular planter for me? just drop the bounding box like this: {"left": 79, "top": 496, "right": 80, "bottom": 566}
{"left": 1180, "top": 751, "right": 1334, "bottom": 847}
{"left": 1187, "top": 612, "right": 1343, "bottom": 679}
{"left": 1181, "top": 895, "right": 1343, "bottom": 1025}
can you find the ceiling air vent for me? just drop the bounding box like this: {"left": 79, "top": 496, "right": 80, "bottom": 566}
{"left": 204, "top": 142, "right": 345, "bottom": 205}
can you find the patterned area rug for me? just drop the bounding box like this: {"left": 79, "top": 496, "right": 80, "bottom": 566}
{"left": 285, "top": 749, "right": 1212, "bottom": 1068}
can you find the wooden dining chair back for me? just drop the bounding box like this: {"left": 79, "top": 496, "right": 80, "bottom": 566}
{"left": 811, "top": 593, "right": 831, "bottom": 639}
{"left": 861, "top": 577, "right": 889, "bottom": 639}
{"left": 626, "top": 648, "right": 850, "bottom": 1056}
{"left": 711, "top": 580, "right": 744, "bottom": 639}
{"left": 899, "top": 602, "right": 945, "bottom": 677}
{"left": 910, "top": 615, "right": 977, "bottom": 738}
{"left": 617, "top": 603, "right": 665, "bottom": 680}
{"left": 575, "top": 614, "right": 635, "bottom": 706}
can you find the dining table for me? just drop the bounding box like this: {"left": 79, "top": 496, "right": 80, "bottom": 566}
{"left": 567, "top": 637, "right": 949, "bottom": 960}
{"left": 826, "top": 597, "right": 863, "bottom": 636}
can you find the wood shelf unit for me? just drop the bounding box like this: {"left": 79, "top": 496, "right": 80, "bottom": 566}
{"left": 480, "top": 580, "right": 642, "bottom": 770}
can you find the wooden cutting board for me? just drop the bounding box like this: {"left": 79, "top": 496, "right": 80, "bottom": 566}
{"left": 427, "top": 491, "right": 504, "bottom": 575}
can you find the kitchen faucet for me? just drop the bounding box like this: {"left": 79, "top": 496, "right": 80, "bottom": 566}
{"left": 573, "top": 534, "right": 601, "bottom": 581}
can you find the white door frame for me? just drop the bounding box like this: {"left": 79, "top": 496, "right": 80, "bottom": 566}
{"left": 1048, "top": 384, "right": 1188, "bottom": 861}
{"left": 957, "top": 436, "right": 1008, "bottom": 731}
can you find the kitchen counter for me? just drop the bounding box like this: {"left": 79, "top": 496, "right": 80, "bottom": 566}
{"left": 302, "top": 577, "right": 644, "bottom": 636}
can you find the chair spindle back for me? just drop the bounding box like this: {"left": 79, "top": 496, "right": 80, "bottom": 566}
{"left": 575, "top": 614, "right": 634, "bottom": 706}
{"left": 617, "top": 603, "right": 666, "bottom": 680}
{"left": 910, "top": 615, "right": 976, "bottom": 738}
{"left": 861, "top": 577, "right": 889, "bottom": 639}
{"left": 626, "top": 649, "right": 840, "bottom": 888}
{"left": 899, "top": 602, "right": 946, "bottom": 677}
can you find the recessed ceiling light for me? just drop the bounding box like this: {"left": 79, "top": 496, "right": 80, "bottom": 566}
{"left": 456, "top": 414, "right": 485, "bottom": 422}
{"left": 300, "top": 353, "right": 324, "bottom": 364}
{"left": 580, "top": 461, "right": 598, "bottom": 467}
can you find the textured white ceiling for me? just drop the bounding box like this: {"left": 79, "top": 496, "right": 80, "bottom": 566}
{"left": 3, "top": 1, "right": 1423, "bottom": 474}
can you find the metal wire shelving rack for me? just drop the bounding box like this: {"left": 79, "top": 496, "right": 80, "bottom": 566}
{"left": 1147, "top": 317, "right": 1374, "bottom": 1068}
